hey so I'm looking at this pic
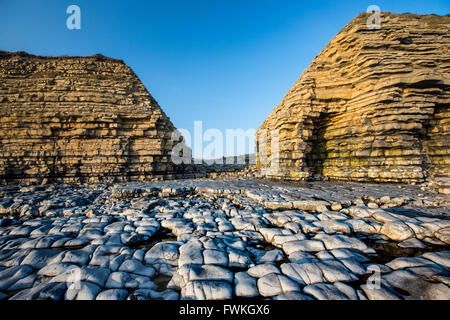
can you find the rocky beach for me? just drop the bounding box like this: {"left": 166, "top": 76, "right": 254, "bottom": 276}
{"left": 0, "top": 178, "right": 448, "bottom": 300}
{"left": 0, "top": 8, "right": 449, "bottom": 302}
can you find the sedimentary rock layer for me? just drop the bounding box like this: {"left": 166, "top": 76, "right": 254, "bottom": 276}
{"left": 0, "top": 51, "right": 190, "bottom": 184}
{"left": 256, "top": 13, "right": 450, "bottom": 193}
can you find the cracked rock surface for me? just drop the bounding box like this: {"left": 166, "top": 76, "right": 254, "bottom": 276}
{"left": 0, "top": 178, "right": 449, "bottom": 300}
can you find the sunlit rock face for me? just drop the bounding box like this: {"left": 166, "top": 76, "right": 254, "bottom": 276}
{"left": 0, "top": 51, "right": 190, "bottom": 184}
{"left": 256, "top": 12, "right": 450, "bottom": 193}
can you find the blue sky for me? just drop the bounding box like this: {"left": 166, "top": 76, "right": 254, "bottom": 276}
{"left": 1, "top": 0, "right": 449, "bottom": 158}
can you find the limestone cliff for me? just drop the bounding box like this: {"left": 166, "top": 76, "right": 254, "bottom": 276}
{"left": 0, "top": 51, "right": 190, "bottom": 184}
{"left": 256, "top": 12, "right": 450, "bottom": 193}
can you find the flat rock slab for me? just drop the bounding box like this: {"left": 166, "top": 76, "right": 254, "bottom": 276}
{"left": 96, "top": 289, "right": 129, "bottom": 300}
{"left": 65, "top": 281, "right": 102, "bottom": 300}
{"left": 178, "top": 240, "right": 204, "bottom": 267}
{"left": 118, "top": 259, "right": 155, "bottom": 277}
{"left": 234, "top": 271, "right": 259, "bottom": 298}
{"left": 382, "top": 269, "right": 450, "bottom": 300}
{"left": 317, "top": 261, "right": 359, "bottom": 283}
{"left": 182, "top": 280, "right": 232, "bottom": 300}
{"left": 386, "top": 256, "right": 438, "bottom": 270}
{"left": 20, "top": 249, "right": 60, "bottom": 269}
{"left": 178, "top": 264, "right": 234, "bottom": 284}
{"left": 0, "top": 265, "right": 34, "bottom": 291}
{"left": 303, "top": 282, "right": 358, "bottom": 300}
{"left": 247, "top": 264, "right": 280, "bottom": 278}
{"left": 422, "top": 251, "right": 450, "bottom": 269}
{"left": 9, "top": 282, "right": 67, "bottom": 300}
{"left": 255, "top": 249, "right": 286, "bottom": 264}
{"left": 273, "top": 291, "right": 313, "bottom": 300}
{"left": 283, "top": 240, "right": 325, "bottom": 255}
{"left": 380, "top": 221, "right": 415, "bottom": 241}
{"left": 397, "top": 238, "right": 427, "bottom": 249}
{"left": 360, "top": 284, "right": 401, "bottom": 300}
{"left": 51, "top": 266, "right": 110, "bottom": 287}
{"left": 257, "top": 273, "right": 300, "bottom": 297}
{"left": 313, "top": 234, "right": 369, "bottom": 252}
{"left": 203, "top": 249, "right": 228, "bottom": 267}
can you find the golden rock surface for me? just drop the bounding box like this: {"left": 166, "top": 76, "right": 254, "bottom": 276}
{"left": 256, "top": 12, "right": 450, "bottom": 193}
{"left": 0, "top": 51, "right": 190, "bottom": 184}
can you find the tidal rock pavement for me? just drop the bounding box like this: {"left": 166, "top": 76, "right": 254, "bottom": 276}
{"left": 0, "top": 179, "right": 449, "bottom": 300}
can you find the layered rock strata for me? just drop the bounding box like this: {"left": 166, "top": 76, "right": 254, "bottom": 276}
{"left": 0, "top": 51, "right": 190, "bottom": 184}
{"left": 256, "top": 13, "right": 450, "bottom": 193}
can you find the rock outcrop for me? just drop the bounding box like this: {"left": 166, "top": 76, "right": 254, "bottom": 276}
{"left": 0, "top": 51, "right": 190, "bottom": 184}
{"left": 256, "top": 12, "right": 450, "bottom": 193}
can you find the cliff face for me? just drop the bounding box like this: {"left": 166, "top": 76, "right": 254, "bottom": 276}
{"left": 0, "top": 51, "right": 190, "bottom": 184}
{"left": 256, "top": 13, "right": 450, "bottom": 193}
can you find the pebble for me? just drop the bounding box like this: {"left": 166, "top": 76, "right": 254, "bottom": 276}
{"left": 272, "top": 234, "right": 306, "bottom": 247}
{"left": 227, "top": 247, "right": 252, "bottom": 268}
{"left": 330, "top": 202, "right": 343, "bottom": 211}
{"left": 303, "top": 282, "right": 358, "bottom": 300}
{"left": 7, "top": 273, "right": 36, "bottom": 291}
{"left": 58, "top": 250, "right": 90, "bottom": 266}
{"left": 288, "top": 251, "right": 319, "bottom": 264}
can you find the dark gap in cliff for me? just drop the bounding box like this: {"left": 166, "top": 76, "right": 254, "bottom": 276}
{"left": 418, "top": 103, "right": 448, "bottom": 185}
{"left": 304, "top": 114, "right": 330, "bottom": 180}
